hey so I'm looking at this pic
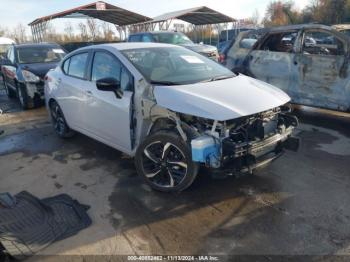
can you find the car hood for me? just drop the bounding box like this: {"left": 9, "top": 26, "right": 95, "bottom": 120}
{"left": 153, "top": 74, "right": 290, "bottom": 121}
{"left": 181, "top": 43, "right": 217, "bottom": 53}
{"left": 20, "top": 62, "right": 59, "bottom": 78}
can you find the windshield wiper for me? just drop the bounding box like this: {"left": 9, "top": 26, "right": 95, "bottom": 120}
{"left": 200, "top": 75, "right": 235, "bottom": 83}
{"left": 150, "top": 80, "right": 179, "bottom": 86}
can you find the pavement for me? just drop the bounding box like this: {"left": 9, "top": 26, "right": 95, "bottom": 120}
{"left": 0, "top": 84, "right": 350, "bottom": 261}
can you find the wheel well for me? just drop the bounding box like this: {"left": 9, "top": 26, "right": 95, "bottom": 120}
{"left": 149, "top": 118, "right": 176, "bottom": 134}
{"left": 48, "top": 98, "right": 57, "bottom": 108}
{"left": 149, "top": 117, "right": 199, "bottom": 141}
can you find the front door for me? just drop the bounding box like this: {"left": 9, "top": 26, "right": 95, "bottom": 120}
{"left": 293, "top": 29, "right": 349, "bottom": 111}
{"left": 247, "top": 30, "right": 300, "bottom": 94}
{"left": 84, "top": 50, "right": 134, "bottom": 152}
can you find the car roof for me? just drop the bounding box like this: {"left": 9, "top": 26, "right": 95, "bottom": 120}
{"left": 15, "top": 43, "right": 61, "bottom": 49}
{"left": 129, "top": 31, "right": 182, "bottom": 36}
{"left": 78, "top": 42, "right": 182, "bottom": 51}
{"left": 265, "top": 24, "right": 334, "bottom": 32}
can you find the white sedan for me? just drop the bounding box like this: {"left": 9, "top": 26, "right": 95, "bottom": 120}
{"left": 45, "top": 43, "right": 299, "bottom": 192}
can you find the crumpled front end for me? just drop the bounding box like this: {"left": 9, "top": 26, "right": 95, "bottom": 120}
{"left": 185, "top": 106, "right": 299, "bottom": 174}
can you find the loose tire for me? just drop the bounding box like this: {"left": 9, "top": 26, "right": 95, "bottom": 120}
{"left": 49, "top": 100, "right": 75, "bottom": 138}
{"left": 3, "top": 77, "right": 16, "bottom": 98}
{"left": 17, "top": 84, "right": 34, "bottom": 109}
{"left": 135, "top": 131, "right": 199, "bottom": 192}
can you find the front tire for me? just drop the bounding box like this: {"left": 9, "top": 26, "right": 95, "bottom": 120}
{"left": 3, "top": 77, "right": 16, "bottom": 98}
{"left": 17, "top": 84, "right": 34, "bottom": 109}
{"left": 49, "top": 100, "right": 75, "bottom": 138}
{"left": 135, "top": 131, "right": 199, "bottom": 192}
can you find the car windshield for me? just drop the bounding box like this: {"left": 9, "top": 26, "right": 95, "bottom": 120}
{"left": 17, "top": 46, "right": 66, "bottom": 64}
{"left": 122, "top": 47, "right": 235, "bottom": 85}
{"left": 152, "top": 33, "right": 193, "bottom": 45}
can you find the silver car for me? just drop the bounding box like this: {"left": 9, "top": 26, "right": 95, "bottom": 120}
{"left": 45, "top": 43, "right": 299, "bottom": 192}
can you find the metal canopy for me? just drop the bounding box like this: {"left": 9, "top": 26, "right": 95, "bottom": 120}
{"left": 29, "top": 1, "right": 152, "bottom": 42}
{"left": 152, "top": 6, "right": 236, "bottom": 25}
{"left": 29, "top": 1, "right": 151, "bottom": 26}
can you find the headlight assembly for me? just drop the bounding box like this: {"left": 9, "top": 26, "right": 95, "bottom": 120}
{"left": 22, "top": 70, "right": 40, "bottom": 83}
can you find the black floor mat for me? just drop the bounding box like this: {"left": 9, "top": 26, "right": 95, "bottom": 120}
{"left": 0, "top": 191, "right": 91, "bottom": 259}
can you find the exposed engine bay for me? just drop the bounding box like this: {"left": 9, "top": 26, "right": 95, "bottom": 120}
{"left": 179, "top": 105, "right": 299, "bottom": 173}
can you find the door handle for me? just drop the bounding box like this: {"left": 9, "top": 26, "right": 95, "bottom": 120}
{"left": 86, "top": 90, "right": 93, "bottom": 96}
{"left": 293, "top": 61, "right": 298, "bottom": 65}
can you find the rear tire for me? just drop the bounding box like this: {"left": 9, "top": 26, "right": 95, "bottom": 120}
{"left": 17, "top": 84, "right": 34, "bottom": 109}
{"left": 49, "top": 100, "right": 75, "bottom": 138}
{"left": 135, "top": 131, "right": 199, "bottom": 192}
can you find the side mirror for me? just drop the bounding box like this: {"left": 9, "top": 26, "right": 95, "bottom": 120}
{"left": 96, "top": 77, "right": 123, "bottom": 99}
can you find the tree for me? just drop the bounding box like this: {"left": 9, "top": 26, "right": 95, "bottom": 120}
{"left": 263, "top": 1, "right": 301, "bottom": 26}
{"left": 64, "top": 22, "right": 74, "bottom": 42}
{"left": 10, "top": 23, "right": 27, "bottom": 43}
{"left": 86, "top": 18, "right": 100, "bottom": 40}
{"left": 251, "top": 9, "right": 261, "bottom": 26}
{"left": 101, "top": 22, "right": 114, "bottom": 41}
{"left": 300, "top": 0, "right": 349, "bottom": 24}
{"left": 77, "top": 22, "right": 89, "bottom": 41}
{"left": 0, "top": 26, "right": 8, "bottom": 36}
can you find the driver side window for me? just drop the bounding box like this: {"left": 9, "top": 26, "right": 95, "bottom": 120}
{"left": 92, "top": 51, "right": 133, "bottom": 91}
{"left": 303, "top": 30, "right": 345, "bottom": 56}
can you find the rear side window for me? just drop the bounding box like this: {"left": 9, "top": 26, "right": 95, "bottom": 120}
{"left": 129, "top": 35, "right": 142, "bottom": 42}
{"left": 65, "top": 53, "right": 88, "bottom": 79}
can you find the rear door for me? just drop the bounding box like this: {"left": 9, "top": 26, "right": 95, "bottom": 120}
{"left": 83, "top": 50, "right": 134, "bottom": 152}
{"left": 293, "top": 29, "right": 350, "bottom": 111}
{"left": 57, "top": 51, "right": 91, "bottom": 129}
{"left": 247, "top": 30, "right": 300, "bottom": 94}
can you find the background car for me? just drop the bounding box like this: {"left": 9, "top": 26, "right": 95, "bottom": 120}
{"left": 225, "top": 24, "right": 350, "bottom": 113}
{"left": 45, "top": 43, "right": 298, "bottom": 192}
{"left": 128, "top": 31, "right": 219, "bottom": 61}
{"left": 1, "top": 43, "right": 66, "bottom": 109}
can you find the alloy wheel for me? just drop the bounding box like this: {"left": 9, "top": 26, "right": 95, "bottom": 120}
{"left": 50, "top": 104, "right": 66, "bottom": 136}
{"left": 141, "top": 141, "right": 188, "bottom": 188}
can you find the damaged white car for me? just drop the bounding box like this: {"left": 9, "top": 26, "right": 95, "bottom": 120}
{"left": 45, "top": 43, "right": 299, "bottom": 192}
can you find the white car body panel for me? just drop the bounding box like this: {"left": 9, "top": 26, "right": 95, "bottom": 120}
{"left": 83, "top": 81, "right": 133, "bottom": 152}
{"left": 154, "top": 74, "right": 291, "bottom": 121}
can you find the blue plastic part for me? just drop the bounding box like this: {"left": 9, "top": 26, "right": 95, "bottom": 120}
{"left": 192, "top": 143, "right": 220, "bottom": 163}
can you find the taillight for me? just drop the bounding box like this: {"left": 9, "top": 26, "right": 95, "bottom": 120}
{"left": 219, "top": 54, "right": 226, "bottom": 63}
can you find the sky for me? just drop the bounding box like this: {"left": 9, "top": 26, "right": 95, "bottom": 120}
{"left": 0, "top": 0, "right": 310, "bottom": 34}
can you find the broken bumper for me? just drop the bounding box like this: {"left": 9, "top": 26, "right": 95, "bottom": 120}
{"left": 25, "top": 81, "right": 45, "bottom": 101}
{"left": 220, "top": 128, "right": 300, "bottom": 174}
